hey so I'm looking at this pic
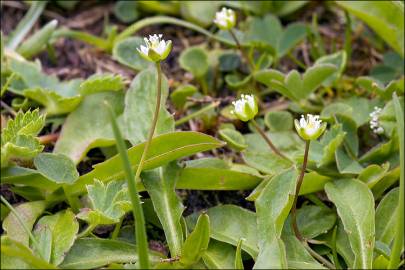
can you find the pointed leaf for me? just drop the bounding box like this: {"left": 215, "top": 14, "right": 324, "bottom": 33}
{"left": 34, "top": 153, "right": 79, "bottom": 184}
{"left": 254, "top": 168, "right": 298, "bottom": 269}
{"left": 143, "top": 163, "right": 184, "bottom": 257}
{"left": 325, "top": 179, "right": 375, "bottom": 269}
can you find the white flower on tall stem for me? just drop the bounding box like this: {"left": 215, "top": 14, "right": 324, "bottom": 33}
{"left": 231, "top": 94, "right": 258, "bottom": 122}
{"left": 294, "top": 114, "right": 327, "bottom": 141}
{"left": 213, "top": 7, "right": 236, "bottom": 30}
{"left": 137, "top": 34, "right": 172, "bottom": 62}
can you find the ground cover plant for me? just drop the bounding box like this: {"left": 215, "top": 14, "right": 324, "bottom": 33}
{"left": 0, "top": 1, "right": 404, "bottom": 269}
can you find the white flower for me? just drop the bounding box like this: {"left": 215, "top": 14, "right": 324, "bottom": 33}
{"left": 137, "top": 34, "right": 172, "bottom": 62}
{"left": 369, "top": 106, "right": 384, "bottom": 134}
{"left": 231, "top": 94, "right": 258, "bottom": 122}
{"left": 214, "top": 7, "right": 236, "bottom": 30}
{"left": 294, "top": 114, "right": 327, "bottom": 140}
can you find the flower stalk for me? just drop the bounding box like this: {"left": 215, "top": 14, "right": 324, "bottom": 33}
{"left": 250, "top": 119, "right": 289, "bottom": 160}
{"left": 291, "top": 139, "right": 310, "bottom": 242}
{"left": 229, "top": 28, "right": 255, "bottom": 71}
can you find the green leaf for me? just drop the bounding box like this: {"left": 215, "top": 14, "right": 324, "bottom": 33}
{"left": 1, "top": 166, "right": 59, "bottom": 192}
{"left": 190, "top": 205, "right": 259, "bottom": 258}
{"left": 277, "top": 23, "right": 307, "bottom": 58}
{"left": 372, "top": 166, "right": 400, "bottom": 199}
{"left": 202, "top": 240, "right": 235, "bottom": 269}
{"left": 112, "top": 37, "right": 151, "bottom": 71}
{"left": 310, "top": 124, "right": 346, "bottom": 167}
{"left": 32, "top": 224, "right": 52, "bottom": 263}
{"left": 218, "top": 52, "right": 241, "bottom": 72}
{"left": 79, "top": 74, "right": 124, "bottom": 95}
{"left": 299, "top": 172, "right": 332, "bottom": 195}
{"left": 33, "top": 153, "right": 79, "bottom": 184}
{"left": 143, "top": 163, "right": 184, "bottom": 257}
{"left": 264, "top": 111, "right": 293, "bottom": 131}
{"left": 124, "top": 68, "right": 174, "bottom": 145}
{"left": 1, "top": 236, "right": 56, "bottom": 269}
{"left": 336, "top": 1, "right": 404, "bottom": 57}
{"left": 17, "top": 20, "right": 58, "bottom": 59}
{"left": 335, "top": 146, "right": 363, "bottom": 175}
{"left": 1, "top": 136, "right": 44, "bottom": 168}
{"left": 170, "top": 84, "right": 197, "bottom": 109}
{"left": 66, "top": 131, "right": 224, "bottom": 196}
{"left": 6, "top": 1, "right": 47, "bottom": 50}
{"left": 23, "top": 88, "right": 82, "bottom": 115}
{"left": 113, "top": 1, "right": 139, "bottom": 23}
{"left": 77, "top": 179, "right": 131, "bottom": 225}
{"left": 1, "top": 109, "right": 45, "bottom": 145}
{"left": 54, "top": 91, "right": 125, "bottom": 164}
{"left": 176, "top": 167, "right": 262, "bottom": 190}
{"left": 179, "top": 47, "right": 209, "bottom": 78}
{"left": 281, "top": 223, "right": 326, "bottom": 269}
{"left": 9, "top": 59, "right": 84, "bottom": 115}
{"left": 3, "top": 201, "right": 46, "bottom": 246}
{"left": 33, "top": 210, "right": 79, "bottom": 266}
{"left": 314, "top": 51, "right": 347, "bottom": 86}
{"left": 358, "top": 163, "right": 390, "bottom": 188}
{"left": 243, "top": 151, "right": 292, "bottom": 175}
{"left": 254, "top": 168, "right": 298, "bottom": 269}
{"left": 297, "top": 205, "right": 336, "bottom": 239}
{"left": 60, "top": 238, "right": 162, "bottom": 269}
{"left": 335, "top": 113, "right": 359, "bottom": 157}
{"left": 299, "top": 64, "right": 337, "bottom": 99}
{"left": 375, "top": 187, "right": 399, "bottom": 246}
{"left": 180, "top": 213, "right": 210, "bottom": 266}
{"left": 180, "top": 1, "right": 219, "bottom": 27}
{"left": 325, "top": 179, "right": 375, "bottom": 269}
{"left": 218, "top": 128, "right": 247, "bottom": 151}
{"left": 234, "top": 238, "right": 244, "bottom": 269}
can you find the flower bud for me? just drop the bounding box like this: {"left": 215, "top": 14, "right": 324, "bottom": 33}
{"left": 294, "top": 114, "right": 327, "bottom": 141}
{"left": 214, "top": 7, "right": 236, "bottom": 30}
{"left": 137, "top": 34, "right": 172, "bottom": 62}
{"left": 231, "top": 94, "right": 258, "bottom": 122}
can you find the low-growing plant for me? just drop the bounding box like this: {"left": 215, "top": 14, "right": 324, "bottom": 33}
{"left": 1, "top": 1, "right": 404, "bottom": 270}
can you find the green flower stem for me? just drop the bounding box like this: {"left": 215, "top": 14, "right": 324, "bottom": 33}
{"left": 0, "top": 195, "right": 42, "bottom": 258}
{"left": 388, "top": 93, "right": 404, "bottom": 269}
{"left": 303, "top": 241, "right": 335, "bottom": 269}
{"left": 175, "top": 101, "right": 220, "bottom": 126}
{"left": 77, "top": 224, "right": 96, "bottom": 238}
{"left": 0, "top": 73, "right": 16, "bottom": 97}
{"left": 289, "top": 141, "right": 335, "bottom": 269}
{"left": 291, "top": 140, "right": 310, "bottom": 242}
{"left": 228, "top": 28, "right": 255, "bottom": 71}
{"left": 250, "top": 119, "right": 289, "bottom": 160}
{"left": 331, "top": 226, "right": 342, "bottom": 269}
{"left": 111, "top": 215, "right": 125, "bottom": 240}
{"left": 116, "top": 16, "right": 233, "bottom": 46}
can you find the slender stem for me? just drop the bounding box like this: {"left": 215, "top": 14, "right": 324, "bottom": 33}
{"left": 175, "top": 101, "right": 220, "bottom": 126}
{"left": 331, "top": 226, "right": 342, "bottom": 269}
{"left": 303, "top": 241, "right": 335, "bottom": 269}
{"left": 111, "top": 215, "right": 124, "bottom": 240}
{"left": 1, "top": 73, "right": 16, "bottom": 97}
{"left": 0, "top": 195, "right": 42, "bottom": 258}
{"left": 251, "top": 119, "right": 289, "bottom": 160}
{"left": 291, "top": 140, "right": 310, "bottom": 242}
{"left": 228, "top": 29, "right": 255, "bottom": 71}
{"left": 77, "top": 224, "right": 96, "bottom": 238}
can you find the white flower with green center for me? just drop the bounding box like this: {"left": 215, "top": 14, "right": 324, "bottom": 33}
{"left": 231, "top": 94, "right": 258, "bottom": 122}
{"left": 137, "top": 34, "right": 172, "bottom": 62}
{"left": 214, "top": 7, "right": 236, "bottom": 30}
{"left": 294, "top": 114, "right": 327, "bottom": 140}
